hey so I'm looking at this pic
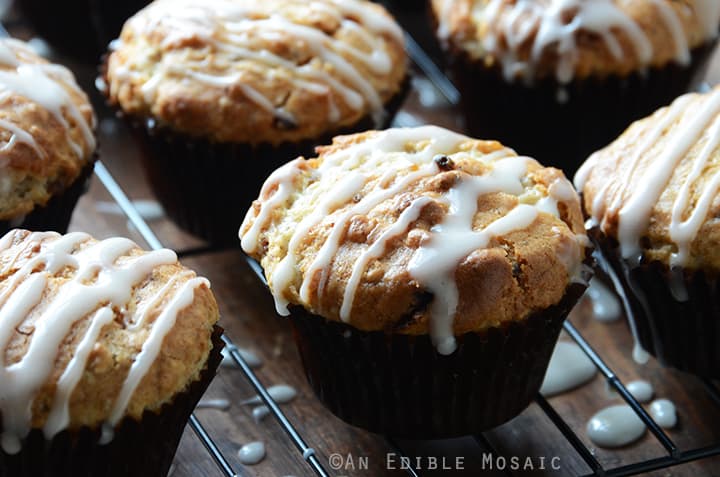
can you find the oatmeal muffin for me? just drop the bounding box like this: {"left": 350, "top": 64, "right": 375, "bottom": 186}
{"left": 0, "top": 229, "right": 222, "bottom": 477}
{"left": 101, "top": 0, "right": 409, "bottom": 246}
{"left": 0, "top": 38, "right": 97, "bottom": 236}
{"left": 241, "top": 125, "right": 591, "bottom": 437}
{"left": 431, "top": 0, "right": 720, "bottom": 173}
{"left": 576, "top": 85, "right": 720, "bottom": 377}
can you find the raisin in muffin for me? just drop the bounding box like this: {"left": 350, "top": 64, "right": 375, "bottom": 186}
{"left": 0, "top": 229, "right": 222, "bottom": 477}
{"left": 432, "top": 0, "right": 720, "bottom": 173}
{"left": 241, "top": 125, "right": 591, "bottom": 437}
{"left": 101, "top": 0, "right": 409, "bottom": 246}
{"left": 576, "top": 85, "right": 720, "bottom": 377}
{"left": 0, "top": 38, "right": 97, "bottom": 236}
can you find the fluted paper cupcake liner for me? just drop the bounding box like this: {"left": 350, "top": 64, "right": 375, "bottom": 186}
{"left": 442, "top": 40, "right": 716, "bottom": 176}
{"left": 593, "top": 230, "right": 720, "bottom": 378}
{"left": 0, "top": 159, "right": 95, "bottom": 237}
{"left": 100, "top": 65, "right": 409, "bottom": 247}
{"left": 0, "top": 325, "right": 224, "bottom": 477}
{"left": 290, "top": 282, "right": 588, "bottom": 439}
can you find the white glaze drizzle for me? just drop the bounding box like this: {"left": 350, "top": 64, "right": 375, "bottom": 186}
{"left": 585, "top": 278, "right": 621, "bottom": 322}
{"left": 0, "top": 230, "right": 207, "bottom": 453}
{"left": 241, "top": 126, "right": 586, "bottom": 355}
{"left": 540, "top": 341, "right": 596, "bottom": 397}
{"left": 196, "top": 399, "right": 231, "bottom": 411}
{"left": 252, "top": 405, "right": 270, "bottom": 422}
{"left": 626, "top": 380, "right": 654, "bottom": 403}
{"left": 240, "top": 384, "right": 297, "bottom": 406}
{"left": 575, "top": 88, "right": 720, "bottom": 266}
{"left": 409, "top": 190, "right": 539, "bottom": 355}
{"left": 587, "top": 404, "right": 646, "bottom": 448}
{"left": 273, "top": 172, "right": 366, "bottom": 315}
{"left": 220, "top": 345, "right": 262, "bottom": 369}
{"left": 0, "top": 39, "right": 95, "bottom": 162}
{"left": 442, "top": 0, "right": 720, "bottom": 84}
{"left": 102, "top": 275, "right": 207, "bottom": 443}
{"left": 649, "top": 398, "right": 677, "bottom": 428}
{"left": 117, "top": 0, "right": 403, "bottom": 127}
{"left": 241, "top": 161, "right": 302, "bottom": 255}
{"left": 43, "top": 308, "right": 115, "bottom": 439}
{"left": 340, "top": 196, "right": 433, "bottom": 321}
{"left": 238, "top": 441, "right": 266, "bottom": 465}
{"left": 0, "top": 118, "right": 45, "bottom": 160}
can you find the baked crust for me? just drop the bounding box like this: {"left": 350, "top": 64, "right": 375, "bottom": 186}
{"left": 0, "top": 229, "right": 219, "bottom": 431}
{"left": 431, "top": 0, "right": 719, "bottom": 81}
{"left": 241, "top": 127, "right": 588, "bottom": 335}
{"left": 0, "top": 39, "right": 96, "bottom": 221}
{"left": 577, "top": 86, "right": 720, "bottom": 270}
{"left": 105, "top": 0, "right": 407, "bottom": 145}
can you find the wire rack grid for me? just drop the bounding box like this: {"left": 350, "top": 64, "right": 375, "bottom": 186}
{"left": 83, "top": 10, "right": 720, "bottom": 477}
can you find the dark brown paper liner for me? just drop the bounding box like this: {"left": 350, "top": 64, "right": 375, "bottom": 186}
{"left": 16, "top": 0, "right": 150, "bottom": 62}
{"left": 0, "top": 159, "right": 96, "bottom": 237}
{"left": 442, "top": 39, "right": 715, "bottom": 176}
{"left": 591, "top": 229, "right": 720, "bottom": 378}
{"left": 0, "top": 326, "right": 224, "bottom": 477}
{"left": 101, "top": 69, "right": 409, "bottom": 247}
{"left": 290, "top": 282, "right": 588, "bottom": 438}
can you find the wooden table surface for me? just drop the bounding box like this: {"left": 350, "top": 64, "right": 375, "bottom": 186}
{"left": 8, "top": 3, "right": 720, "bottom": 476}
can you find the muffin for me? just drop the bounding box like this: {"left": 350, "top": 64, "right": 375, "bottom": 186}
{"left": 0, "top": 229, "right": 222, "bottom": 477}
{"left": 17, "top": 0, "right": 150, "bottom": 62}
{"left": 576, "top": 85, "right": 720, "bottom": 378}
{"left": 240, "top": 125, "right": 591, "bottom": 437}
{"left": 0, "top": 38, "right": 97, "bottom": 236}
{"left": 431, "top": 0, "right": 720, "bottom": 174}
{"left": 101, "top": 0, "right": 409, "bottom": 246}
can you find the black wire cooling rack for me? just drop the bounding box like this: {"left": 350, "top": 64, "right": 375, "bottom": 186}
{"left": 78, "top": 6, "right": 720, "bottom": 477}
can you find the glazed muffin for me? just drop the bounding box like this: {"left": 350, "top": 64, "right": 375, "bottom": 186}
{"left": 17, "top": 0, "right": 150, "bottom": 62}
{"left": 101, "top": 0, "right": 409, "bottom": 246}
{"left": 240, "top": 125, "right": 591, "bottom": 437}
{"left": 576, "top": 86, "right": 720, "bottom": 378}
{"left": 0, "top": 229, "right": 222, "bottom": 477}
{"left": 0, "top": 38, "right": 97, "bottom": 236}
{"left": 431, "top": 0, "right": 720, "bottom": 173}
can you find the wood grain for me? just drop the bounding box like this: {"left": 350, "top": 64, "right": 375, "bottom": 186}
{"left": 6, "top": 3, "right": 720, "bottom": 476}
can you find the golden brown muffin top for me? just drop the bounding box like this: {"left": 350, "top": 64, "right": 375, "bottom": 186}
{"left": 431, "top": 0, "right": 720, "bottom": 83}
{"left": 240, "top": 126, "right": 589, "bottom": 355}
{"left": 576, "top": 85, "right": 720, "bottom": 271}
{"left": 0, "top": 229, "right": 219, "bottom": 454}
{"left": 0, "top": 39, "right": 96, "bottom": 221}
{"left": 104, "top": 0, "right": 407, "bottom": 145}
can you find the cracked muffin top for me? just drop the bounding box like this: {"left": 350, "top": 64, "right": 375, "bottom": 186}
{"left": 431, "top": 0, "right": 720, "bottom": 83}
{"left": 240, "top": 126, "right": 589, "bottom": 355}
{"left": 0, "top": 229, "right": 219, "bottom": 453}
{"left": 576, "top": 85, "right": 720, "bottom": 271}
{"left": 104, "top": 0, "right": 407, "bottom": 145}
{"left": 0, "top": 38, "right": 96, "bottom": 221}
